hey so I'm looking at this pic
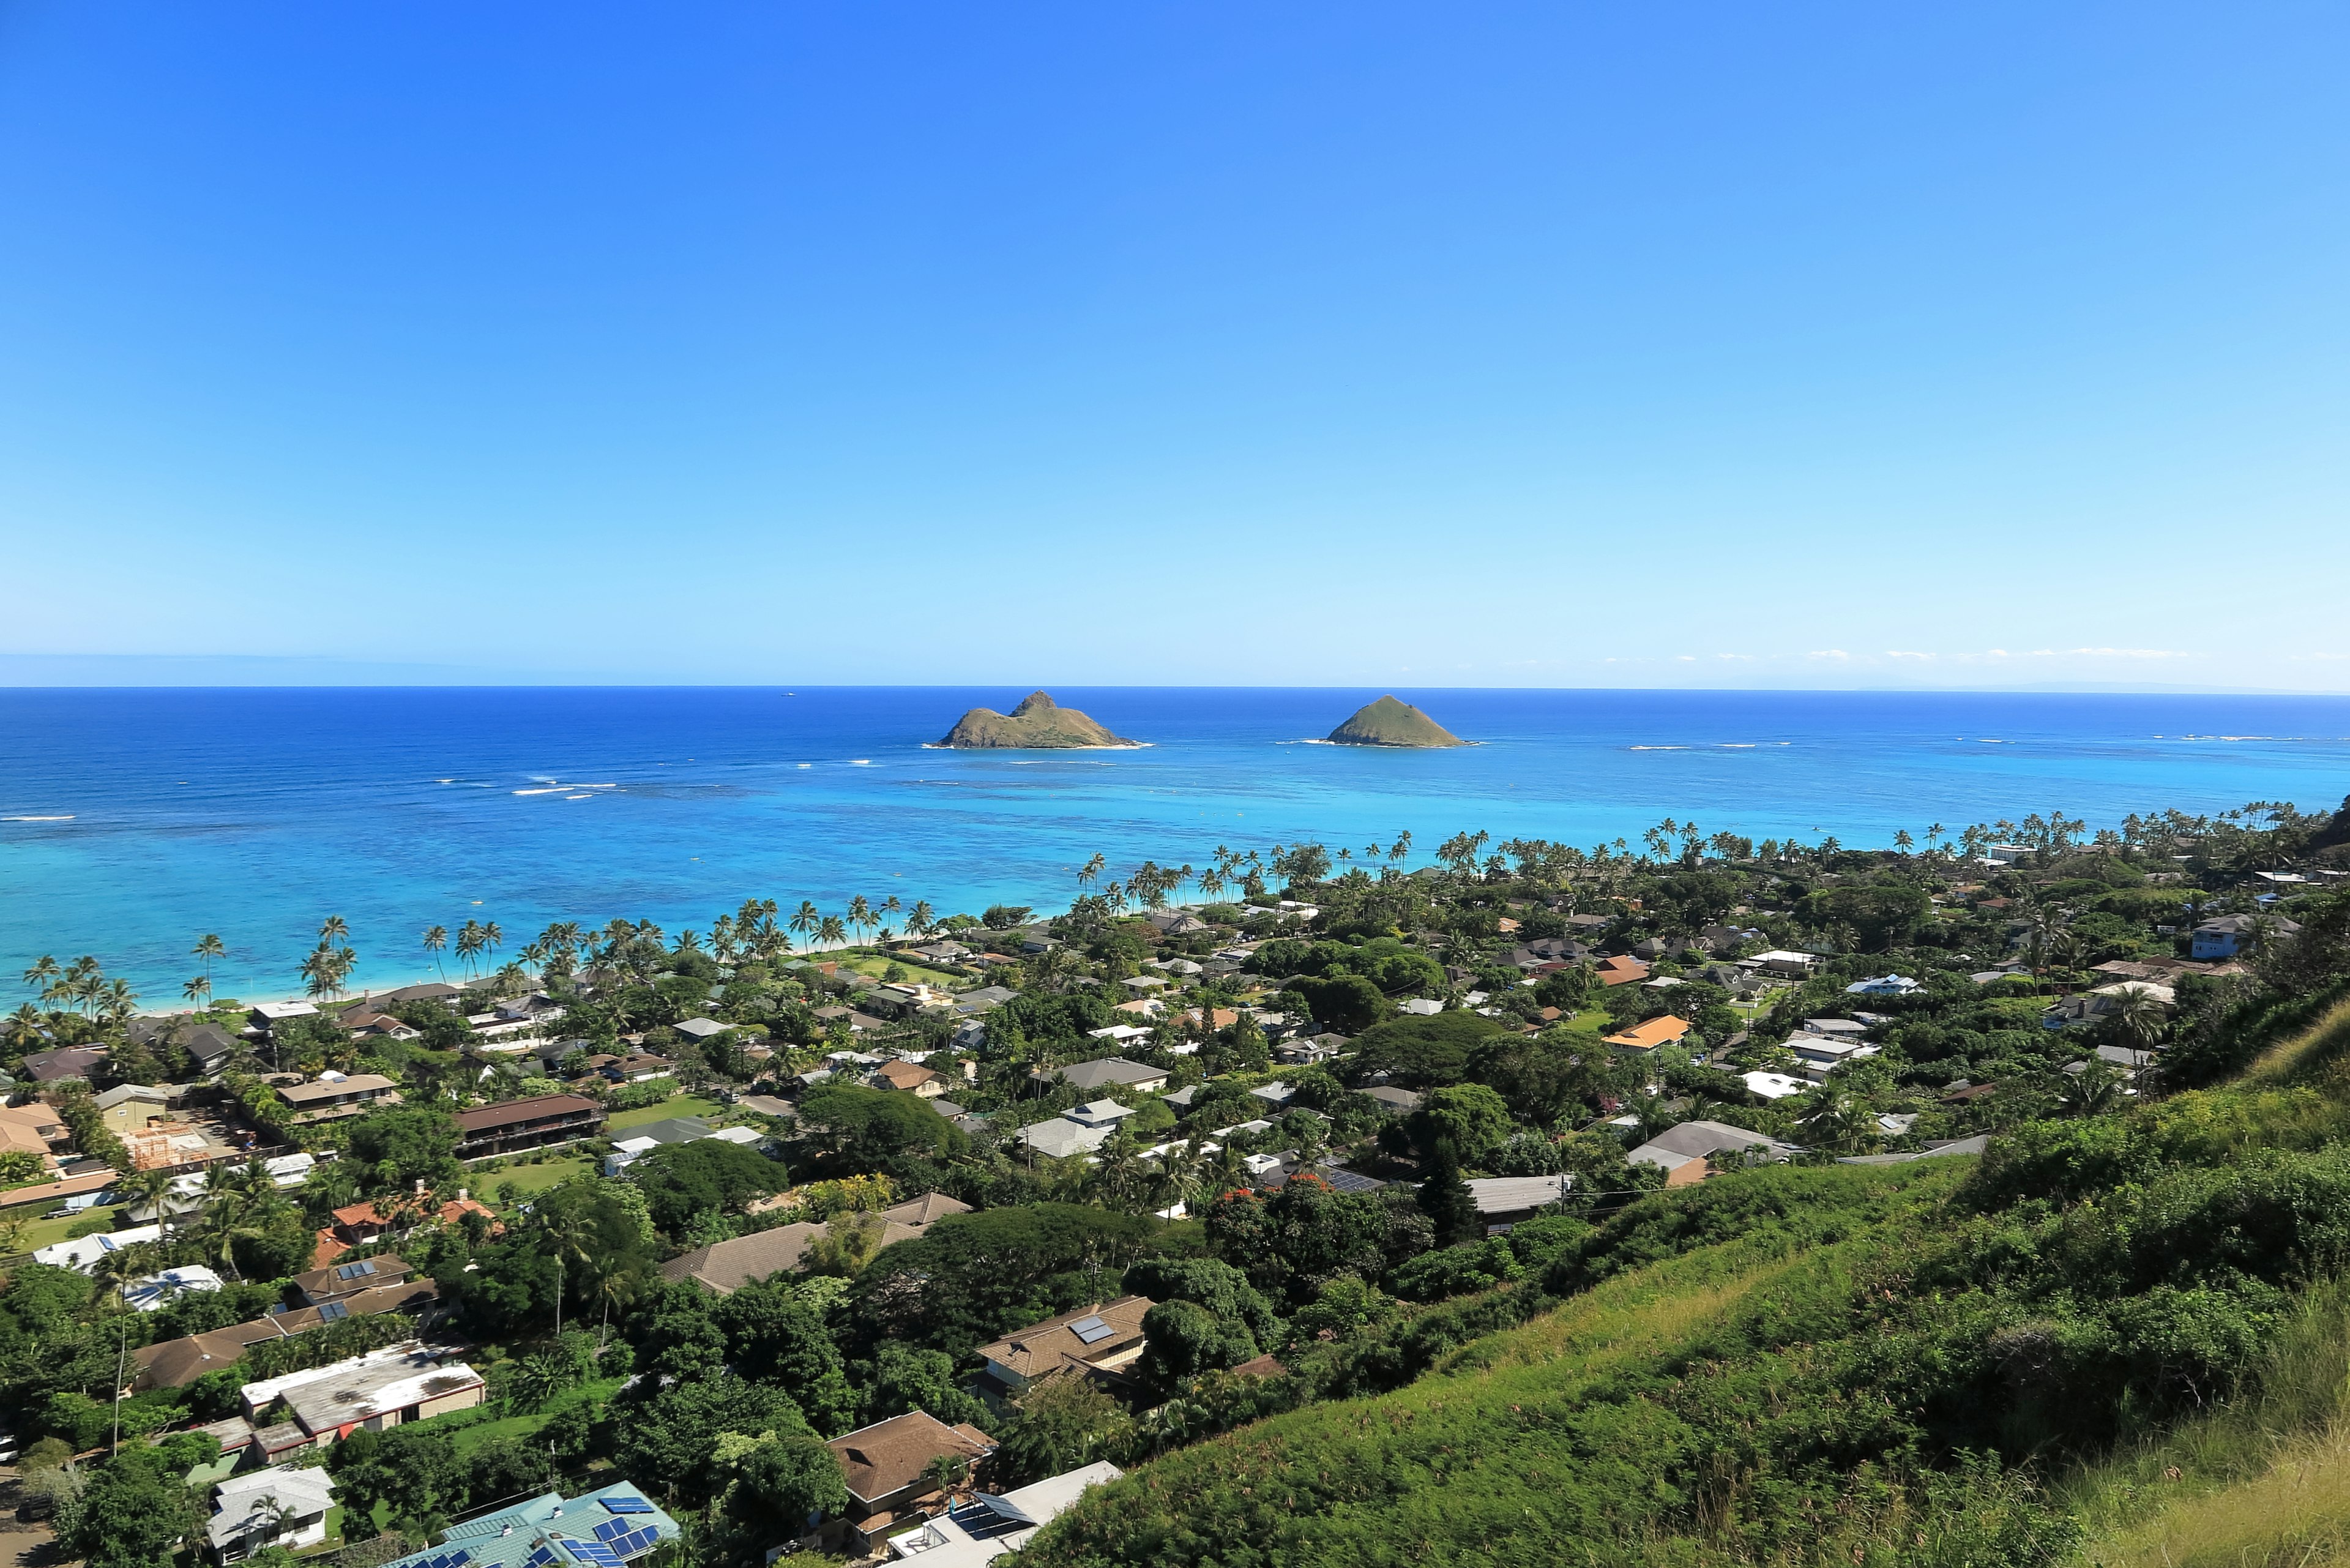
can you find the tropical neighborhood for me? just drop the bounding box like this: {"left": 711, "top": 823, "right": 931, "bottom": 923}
{"left": 2, "top": 796, "right": 2349, "bottom": 1566}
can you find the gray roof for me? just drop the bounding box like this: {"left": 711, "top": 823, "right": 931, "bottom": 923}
{"left": 1633, "top": 1119, "right": 1801, "bottom": 1163}
{"left": 1837, "top": 1135, "right": 1993, "bottom": 1166}
{"left": 1058, "top": 1057, "right": 1167, "bottom": 1091}
{"left": 1463, "top": 1175, "right": 1572, "bottom": 1216}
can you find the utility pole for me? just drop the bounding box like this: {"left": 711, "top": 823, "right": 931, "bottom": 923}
{"left": 111, "top": 1316, "right": 129, "bottom": 1454}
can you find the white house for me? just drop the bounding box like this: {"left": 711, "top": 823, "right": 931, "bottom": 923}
{"left": 1398, "top": 998, "right": 1444, "bottom": 1017}
{"left": 208, "top": 1465, "right": 338, "bottom": 1563}
{"left": 35, "top": 1223, "right": 165, "bottom": 1274}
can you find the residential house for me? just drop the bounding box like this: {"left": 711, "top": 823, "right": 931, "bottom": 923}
{"left": 1397, "top": 998, "right": 1444, "bottom": 1017}
{"left": 35, "top": 1223, "right": 165, "bottom": 1273}
{"left": 827, "top": 1413, "right": 1001, "bottom": 1556}
{"left": 1740, "top": 1070, "right": 1808, "bottom": 1100}
{"left": 882, "top": 1462, "right": 1124, "bottom": 1568}
{"left": 1054, "top": 1058, "right": 1169, "bottom": 1095}
{"left": 2043, "top": 980, "right": 2176, "bottom": 1030}
{"left": 288, "top": 1254, "right": 416, "bottom": 1307}
{"left": 130, "top": 1276, "right": 441, "bottom": 1392}
{"left": 0, "top": 1100, "right": 70, "bottom": 1163}
{"left": 974, "top": 1296, "right": 1155, "bottom": 1392}
{"left": 874, "top": 1060, "right": 948, "bottom": 1097}
{"left": 1845, "top": 974, "right": 1925, "bottom": 998}
{"left": 207, "top": 1464, "right": 338, "bottom": 1564}
{"left": 2193, "top": 913, "right": 2300, "bottom": 959}
{"left": 20, "top": 1044, "right": 108, "bottom": 1083}
{"left": 1593, "top": 956, "right": 1651, "bottom": 988}
{"left": 453, "top": 1092, "right": 606, "bottom": 1158}
{"left": 1786, "top": 1035, "right": 1880, "bottom": 1082}
{"left": 1463, "top": 1176, "right": 1571, "bottom": 1228}
{"left": 376, "top": 1481, "right": 679, "bottom": 1568}
{"left": 603, "top": 1118, "right": 763, "bottom": 1176}
{"left": 1745, "top": 950, "right": 1821, "bottom": 979}
{"left": 124, "top": 1264, "right": 225, "bottom": 1313}
{"left": 661, "top": 1193, "right": 969, "bottom": 1294}
{"left": 1627, "top": 1121, "right": 1801, "bottom": 1187}
{"left": 236, "top": 1341, "right": 483, "bottom": 1457}
{"left": 1016, "top": 1100, "right": 1136, "bottom": 1160}
{"left": 1602, "top": 1015, "right": 1693, "bottom": 1055}
{"left": 1354, "top": 1085, "right": 1424, "bottom": 1114}
{"left": 246, "top": 1001, "right": 319, "bottom": 1032}
{"left": 952, "top": 985, "right": 1020, "bottom": 1016}
{"left": 321, "top": 1192, "right": 496, "bottom": 1253}
{"left": 273, "top": 1072, "right": 401, "bottom": 1125}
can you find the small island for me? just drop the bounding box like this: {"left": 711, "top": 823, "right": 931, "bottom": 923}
{"left": 934, "top": 691, "right": 1140, "bottom": 749}
{"left": 1326, "top": 695, "right": 1466, "bottom": 747}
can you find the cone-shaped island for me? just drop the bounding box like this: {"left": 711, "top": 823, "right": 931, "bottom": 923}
{"left": 935, "top": 692, "right": 1138, "bottom": 749}
{"left": 1326, "top": 695, "right": 1466, "bottom": 747}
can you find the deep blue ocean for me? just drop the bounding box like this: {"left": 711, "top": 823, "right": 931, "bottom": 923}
{"left": 3, "top": 686, "right": 2347, "bottom": 1002}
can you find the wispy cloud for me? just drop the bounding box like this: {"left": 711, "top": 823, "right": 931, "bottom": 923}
{"left": 2029, "top": 647, "right": 2191, "bottom": 659}
{"left": 1807, "top": 649, "right": 1849, "bottom": 660}
{"left": 1886, "top": 650, "right": 1933, "bottom": 660}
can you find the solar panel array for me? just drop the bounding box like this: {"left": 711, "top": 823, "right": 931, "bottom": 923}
{"left": 559, "top": 1537, "right": 626, "bottom": 1568}
{"left": 603, "top": 1528, "right": 660, "bottom": 1557}
{"left": 316, "top": 1301, "right": 349, "bottom": 1321}
{"left": 1069, "top": 1315, "right": 1116, "bottom": 1345}
{"left": 416, "top": 1550, "right": 474, "bottom": 1568}
{"left": 335, "top": 1260, "right": 379, "bottom": 1280}
{"left": 599, "top": 1497, "right": 655, "bottom": 1515}
{"left": 526, "top": 1544, "right": 560, "bottom": 1568}
{"left": 946, "top": 1503, "right": 1024, "bottom": 1542}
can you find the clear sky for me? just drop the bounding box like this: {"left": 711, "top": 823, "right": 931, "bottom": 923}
{"left": 1, "top": 3, "right": 2344, "bottom": 690}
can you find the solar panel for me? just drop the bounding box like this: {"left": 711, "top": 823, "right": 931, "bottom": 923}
{"left": 1069, "top": 1314, "right": 1115, "bottom": 1345}
{"left": 335, "top": 1260, "right": 379, "bottom": 1280}
{"left": 316, "top": 1301, "right": 349, "bottom": 1321}
{"left": 610, "top": 1529, "right": 658, "bottom": 1558}
{"left": 527, "top": 1546, "right": 559, "bottom": 1568}
{"left": 561, "top": 1539, "right": 626, "bottom": 1568}
{"left": 591, "top": 1520, "right": 628, "bottom": 1544}
{"left": 599, "top": 1497, "right": 655, "bottom": 1515}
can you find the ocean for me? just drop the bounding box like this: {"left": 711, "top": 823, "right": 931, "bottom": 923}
{"left": 2, "top": 685, "right": 2346, "bottom": 1002}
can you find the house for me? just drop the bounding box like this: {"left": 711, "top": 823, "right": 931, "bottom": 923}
{"left": 662, "top": 1193, "right": 969, "bottom": 1294}
{"left": 827, "top": 1413, "right": 1001, "bottom": 1555}
{"left": 1741, "top": 1070, "right": 1808, "bottom": 1100}
{"left": 323, "top": 1192, "right": 496, "bottom": 1250}
{"left": 272, "top": 1072, "right": 401, "bottom": 1124}
{"left": 1837, "top": 1135, "right": 1993, "bottom": 1168}
{"left": 368, "top": 982, "right": 464, "bottom": 1008}
{"left": 875, "top": 1060, "right": 948, "bottom": 1097}
{"left": 246, "top": 1001, "right": 319, "bottom": 1032}
{"left": 35, "top": 1223, "right": 165, "bottom": 1273}
{"left": 974, "top": 1296, "right": 1155, "bottom": 1392}
{"left": 1248, "top": 1080, "right": 1297, "bottom": 1108}
{"left": 1787, "top": 1035, "right": 1879, "bottom": 1081}
{"left": 1275, "top": 1033, "right": 1345, "bottom": 1066}
{"left": 289, "top": 1253, "right": 416, "bottom": 1307}
{"left": 2094, "top": 1043, "right": 2160, "bottom": 1077}
{"left": 177, "top": 1023, "right": 241, "bottom": 1074}
{"left": 340, "top": 1010, "right": 422, "bottom": 1042}
{"left": 1602, "top": 1015, "right": 1693, "bottom": 1055}
{"left": 1627, "top": 1121, "right": 1800, "bottom": 1186}
{"left": 1463, "top": 1175, "right": 1571, "bottom": 1228}
{"left": 882, "top": 1461, "right": 1124, "bottom": 1568}
{"left": 1745, "top": 950, "right": 1821, "bottom": 979}
{"left": 1398, "top": 998, "right": 1444, "bottom": 1017}
{"left": 2193, "top": 913, "right": 2300, "bottom": 960}
{"left": 453, "top": 1092, "right": 606, "bottom": 1158}
{"left": 1845, "top": 974, "right": 1924, "bottom": 998}
{"left": 1142, "top": 909, "right": 1212, "bottom": 936}
{"left": 1017, "top": 1100, "right": 1136, "bottom": 1160}
{"left": 1056, "top": 1058, "right": 1169, "bottom": 1095}
{"left": 603, "top": 1118, "right": 764, "bottom": 1176}
{"left": 124, "top": 1264, "right": 225, "bottom": 1313}
{"left": 1120, "top": 976, "right": 1170, "bottom": 996}
{"left": 237, "top": 1341, "right": 484, "bottom": 1451}
{"left": 207, "top": 1464, "right": 338, "bottom": 1563}
{"left": 0, "top": 1100, "right": 70, "bottom": 1160}
{"left": 673, "top": 1017, "right": 732, "bottom": 1045}
{"left": 131, "top": 1276, "right": 442, "bottom": 1391}
{"left": 19, "top": 1044, "right": 108, "bottom": 1083}
{"left": 1593, "top": 957, "right": 1651, "bottom": 988}
{"left": 2043, "top": 980, "right": 2177, "bottom": 1029}
{"left": 376, "top": 1481, "right": 679, "bottom": 1568}
{"left": 1354, "top": 1085, "right": 1425, "bottom": 1114}
{"left": 953, "top": 985, "right": 1020, "bottom": 1015}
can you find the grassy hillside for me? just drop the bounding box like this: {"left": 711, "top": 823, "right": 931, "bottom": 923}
{"left": 1025, "top": 998, "right": 2350, "bottom": 1568}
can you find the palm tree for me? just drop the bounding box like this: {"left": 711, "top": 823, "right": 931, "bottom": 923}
{"left": 192, "top": 935, "right": 225, "bottom": 994}
{"left": 22, "top": 955, "right": 60, "bottom": 999}
{"left": 1078, "top": 853, "right": 1106, "bottom": 889}
{"left": 318, "top": 915, "right": 349, "bottom": 946}
{"left": 455, "top": 921, "right": 485, "bottom": 977}
{"left": 906, "top": 901, "right": 936, "bottom": 938}
{"left": 846, "top": 895, "right": 875, "bottom": 946}
{"left": 422, "top": 925, "right": 449, "bottom": 979}
{"left": 482, "top": 922, "right": 504, "bottom": 964}
{"left": 4, "top": 1005, "right": 45, "bottom": 1052}
{"left": 788, "top": 901, "right": 821, "bottom": 949}
{"left": 818, "top": 914, "right": 846, "bottom": 949}
{"left": 2058, "top": 1062, "right": 2126, "bottom": 1119}
{"left": 125, "top": 1166, "right": 179, "bottom": 1226}
{"left": 1796, "top": 1094, "right": 1876, "bottom": 1156}
{"left": 182, "top": 975, "right": 211, "bottom": 1011}
{"left": 2105, "top": 988, "right": 2170, "bottom": 1055}
{"left": 101, "top": 977, "right": 139, "bottom": 1025}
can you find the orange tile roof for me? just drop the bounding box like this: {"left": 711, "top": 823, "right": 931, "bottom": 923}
{"left": 1602, "top": 1014, "right": 1693, "bottom": 1051}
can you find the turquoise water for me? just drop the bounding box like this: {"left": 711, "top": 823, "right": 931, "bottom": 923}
{"left": 2, "top": 686, "right": 2346, "bottom": 1001}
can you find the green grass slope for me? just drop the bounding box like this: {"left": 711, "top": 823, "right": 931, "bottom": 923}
{"left": 1026, "top": 999, "right": 2350, "bottom": 1568}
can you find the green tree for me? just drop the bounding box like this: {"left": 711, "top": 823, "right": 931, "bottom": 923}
{"left": 1416, "top": 1143, "right": 1482, "bottom": 1249}
{"left": 342, "top": 1105, "right": 463, "bottom": 1195}
{"left": 53, "top": 1449, "right": 203, "bottom": 1568}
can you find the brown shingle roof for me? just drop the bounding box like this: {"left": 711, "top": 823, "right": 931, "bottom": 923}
{"left": 658, "top": 1193, "right": 968, "bottom": 1294}
{"left": 130, "top": 1278, "right": 439, "bottom": 1390}
{"left": 452, "top": 1093, "right": 602, "bottom": 1133}
{"left": 825, "top": 1412, "right": 996, "bottom": 1509}
{"left": 974, "top": 1295, "right": 1155, "bottom": 1383}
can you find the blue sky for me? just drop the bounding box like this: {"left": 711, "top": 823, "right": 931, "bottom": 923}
{"left": 1, "top": 3, "right": 2344, "bottom": 690}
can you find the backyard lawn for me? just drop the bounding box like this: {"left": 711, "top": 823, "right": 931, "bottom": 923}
{"left": 607, "top": 1094, "right": 725, "bottom": 1131}
{"left": 482, "top": 1155, "right": 594, "bottom": 1206}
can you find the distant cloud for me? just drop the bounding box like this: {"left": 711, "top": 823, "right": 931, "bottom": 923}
{"left": 1886, "top": 650, "right": 1933, "bottom": 660}
{"left": 2030, "top": 647, "right": 2191, "bottom": 659}
{"left": 1716, "top": 653, "right": 1755, "bottom": 662}
{"left": 1807, "top": 649, "right": 1849, "bottom": 660}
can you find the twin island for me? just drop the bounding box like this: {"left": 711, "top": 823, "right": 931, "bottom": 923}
{"left": 931, "top": 691, "right": 1464, "bottom": 749}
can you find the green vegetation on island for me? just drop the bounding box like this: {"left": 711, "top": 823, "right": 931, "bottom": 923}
{"left": 1325, "top": 695, "right": 1464, "bottom": 747}
{"left": 935, "top": 691, "right": 1138, "bottom": 749}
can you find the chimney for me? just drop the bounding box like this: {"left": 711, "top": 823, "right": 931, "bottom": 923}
{"left": 457, "top": 1188, "right": 468, "bottom": 1202}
